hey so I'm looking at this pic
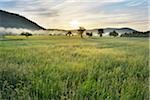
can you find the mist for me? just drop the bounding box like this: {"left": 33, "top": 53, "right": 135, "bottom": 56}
{"left": 0, "top": 27, "right": 67, "bottom": 36}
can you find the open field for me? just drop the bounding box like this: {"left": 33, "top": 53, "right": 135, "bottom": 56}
{"left": 0, "top": 36, "right": 149, "bottom": 99}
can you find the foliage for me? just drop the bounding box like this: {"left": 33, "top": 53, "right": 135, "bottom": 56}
{"left": 120, "top": 31, "right": 149, "bottom": 37}
{"left": 20, "top": 32, "right": 32, "bottom": 38}
{"left": 0, "top": 36, "right": 148, "bottom": 99}
{"left": 86, "top": 32, "right": 92, "bottom": 37}
{"left": 98, "top": 29, "right": 104, "bottom": 37}
{"left": 66, "top": 31, "right": 72, "bottom": 37}
{"left": 109, "top": 31, "right": 119, "bottom": 37}
{"left": 77, "top": 27, "right": 86, "bottom": 38}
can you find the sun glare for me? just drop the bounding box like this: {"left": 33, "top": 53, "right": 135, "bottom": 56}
{"left": 70, "top": 20, "right": 79, "bottom": 29}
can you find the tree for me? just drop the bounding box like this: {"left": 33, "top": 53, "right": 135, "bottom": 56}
{"left": 109, "top": 30, "right": 118, "bottom": 37}
{"left": 78, "top": 27, "right": 86, "bottom": 38}
{"left": 120, "top": 31, "right": 150, "bottom": 37}
{"left": 86, "top": 32, "right": 92, "bottom": 37}
{"left": 21, "top": 32, "right": 32, "bottom": 38}
{"left": 49, "top": 33, "right": 52, "bottom": 36}
{"left": 98, "top": 29, "right": 104, "bottom": 37}
{"left": 66, "top": 31, "right": 72, "bottom": 37}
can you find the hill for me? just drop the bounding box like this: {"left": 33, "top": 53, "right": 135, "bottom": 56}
{"left": 0, "top": 10, "right": 45, "bottom": 30}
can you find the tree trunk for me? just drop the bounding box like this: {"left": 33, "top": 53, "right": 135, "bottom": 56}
{"left": 81, "top": 34, "right": 83, "bottom": 38}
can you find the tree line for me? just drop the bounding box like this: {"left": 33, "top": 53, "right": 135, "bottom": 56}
{"left": 19, "top": 27, "right": 149, "bottom": 38}
{"left": 120, "top": 31, "right": 149, "bottom": 37}
{"left": 66, "top": 27, "right": 119, "bottom": 38}
{"left": 66, "top": 27, "right": 149, "bottom": 38}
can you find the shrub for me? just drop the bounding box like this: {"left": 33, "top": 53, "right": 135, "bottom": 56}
{"left": 109, "top": 31, "right": 119, "bottom": 37}
{"left": 20, "top": 32, "right": 32, "bottom": 38}
{"left": 98, "top": 29, "right": 104, "bottom": 37}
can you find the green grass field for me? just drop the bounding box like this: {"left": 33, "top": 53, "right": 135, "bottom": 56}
{"left": 0, "top": 36, "right": 149, "bottom": 99}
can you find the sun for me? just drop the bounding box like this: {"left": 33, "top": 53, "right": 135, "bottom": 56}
{"left": 70, "top": 20, "right": 79, "bottom": 29}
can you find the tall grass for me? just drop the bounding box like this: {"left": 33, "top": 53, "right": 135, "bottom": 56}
{"left": 0, "top": 36, "right": 149, "bottom": 99}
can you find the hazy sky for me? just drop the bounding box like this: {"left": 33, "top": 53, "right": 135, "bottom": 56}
{"left": 0, "top": 0, "right": 149, "bottom": 31}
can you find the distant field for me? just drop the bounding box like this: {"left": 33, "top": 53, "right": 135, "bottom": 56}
{"left": 0, "top": 36, "right": 149, "bottom": 99}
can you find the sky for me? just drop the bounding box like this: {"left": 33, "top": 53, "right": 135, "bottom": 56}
{"left": 0, "top": 0, "right": 149, "bottom": 31}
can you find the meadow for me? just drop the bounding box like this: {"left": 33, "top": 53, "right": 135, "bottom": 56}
{"left": 0, "top": 36, "right": 149, "bottom": 99}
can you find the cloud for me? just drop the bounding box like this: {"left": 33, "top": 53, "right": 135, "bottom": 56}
{"left": 0, "top": 0, "right": 15, "bottom": 2}
{"left": 0, "top": 0, "right": 149, "bottom": 31}
{"left": 126, "top": 0, "right": 147, "bottom": 7}
{"left": 63, "top": 0, "right": 126, "bottom": 3}
{"left": 23, "top": 8, "right": 59, "bottom": 17}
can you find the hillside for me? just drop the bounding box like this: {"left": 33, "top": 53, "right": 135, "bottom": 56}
{"left": 0, "top": 10, "right": 45, "bottom": 30}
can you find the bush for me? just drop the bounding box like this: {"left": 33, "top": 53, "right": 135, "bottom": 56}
{"left": 109, "top": 31, "right": 119, "bottom": 37}
{"left": 98, "top": 29, "right": 104, "bottom": 37}
{"left": 20, "top": 32, "right": 32, "bottom": 38}
{"left": 120, "top": 31, "right": 149, "bottom": 37}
